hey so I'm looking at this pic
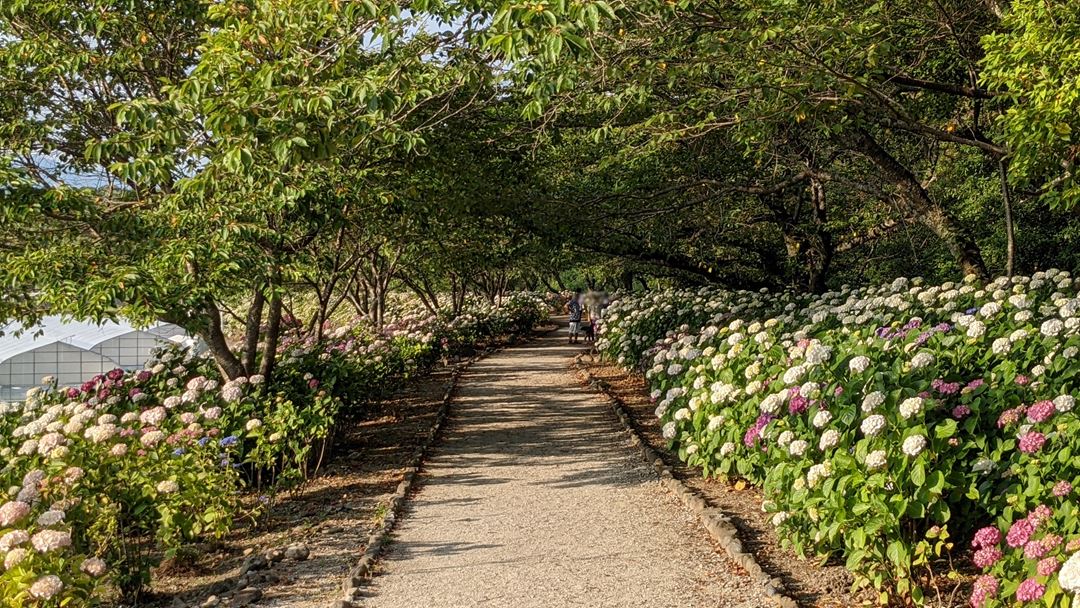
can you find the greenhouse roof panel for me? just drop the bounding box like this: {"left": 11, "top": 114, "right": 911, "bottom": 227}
{"left": 0, "top": 316, "right": 181, "bottom": 365}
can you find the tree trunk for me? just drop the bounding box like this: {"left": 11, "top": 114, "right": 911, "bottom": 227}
{"left": 199, "top": 301, "right": 246, "bottom": 380}
{"left": 242, "top": 286, "right": 265, "bottom": 375}
{"left": 999, "top": 159, "right": 1016, "bottom": 277}
{"left": 260, "top": 284, "right": 283, "bottom": 380}
{"left": 807, "top": 177, "right": 833, "bottom": 293}
{"left": 851, "top": 129, "right": 988, "bottom": 280}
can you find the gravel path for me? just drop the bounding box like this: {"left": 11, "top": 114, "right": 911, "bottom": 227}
{"left": 363, "top": 331, "right": 759, "bottom": 608}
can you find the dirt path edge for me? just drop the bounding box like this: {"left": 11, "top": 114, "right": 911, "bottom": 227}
{"left": 573, "top": 352, "right": 800, "bottom": 608}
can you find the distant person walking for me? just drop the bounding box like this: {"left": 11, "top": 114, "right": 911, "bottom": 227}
{"left": 567, "top": 289, "right": 584, "bottom": 344}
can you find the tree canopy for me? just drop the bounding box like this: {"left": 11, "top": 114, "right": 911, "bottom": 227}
{"left": 5, "top": 0, "right": 1080, "bottom": 374}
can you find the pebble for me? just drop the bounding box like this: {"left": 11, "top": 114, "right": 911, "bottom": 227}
{"left": 238, "top": 554, "right": 268, "bottom": 575}
{"left": 284, "top": 543, "right": 310, "bottom": 561}
{"left": 201, "top": 596, "right": 220, "bottom": 608}
{"left": 229, "top": 587, "right": 263, "bottom": 607}
{"left": 265, "top": 547, "right": 286, "bottom": 562}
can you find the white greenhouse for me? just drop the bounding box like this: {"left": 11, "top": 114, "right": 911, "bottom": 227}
{"left": 0, "top": 317, "right": 188, "bottom": 400}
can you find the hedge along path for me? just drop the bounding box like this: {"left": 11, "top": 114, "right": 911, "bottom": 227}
{"left": 355, "top": 330, "right": 761, "bottom": 608}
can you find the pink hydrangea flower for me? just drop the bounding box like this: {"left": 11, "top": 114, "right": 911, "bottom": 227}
{"left": 1027, "top": 504, "right": 1053, "bottom": 528}
{"left": 1042, "top": 534, "right": 1063, "bottom": 549}
{"left": 973, "top": 546, "right": 1002, "bottom": 568}
{"left": 1007, "top": 518, "right": 1035, "bottom": 548}
{"left": 972, "top": 526, "right": 1002, "bottom": 548}
{"left": 29, "top": 575, "right": 63, "bottom": 600}
{"left": 998, "top": 406, "right": 1025, "bottom": 428}
{"left": 952, "top": 405, "right": 971, "bottom": 418}
{"left": 1024, "top": 539, "right": 1048, "bottom": 559}
{"left": 1026, "top": 400, "right": 1056, "bottom": 422}
{"left": 1037, "top": 556, "right": 1060, "bottom": 577}
{"left": 1015, "top": 578, "right": 1045, "bottom": 602}
{"left": 1053, "top": 481, "right": 1073, "bottom": 497}
{"left": 1015, "top": 374, "right": 1031, "bottom": 386}
{"left": 0, "top": 500, "right": 31, "bottom": 527}
{"left": 1018, "top": 431, "right": 1046, "bottom": 454}
{"left": 969, "top": 575, "right": 998, "bottom": 608}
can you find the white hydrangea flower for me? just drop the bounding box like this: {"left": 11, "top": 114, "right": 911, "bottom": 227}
{"left": 812, "top": 410, "right": 832, "bottom": 428}
{"left": 805, "top": 343, "right": 833, "bottom": 365}
{"left": 719, "top": 442, "right": 735, "bottom": 456}
{"left": 991, "top": 337, "right": 1011, "bottom": 356}
{"left": 661, "top": 422, "right": 677, "bottom": 439}
{"left": 862, "top": 391, "right": 885, "bottom": 413}
{"left": 865, "top": 449, "right": 888, "bottom": 471}
{"left": 806, "top": 462, "right": 832, "bottom": 488}
{"left": 861, "top": 414, "right": 887, "bottom": 437}
{"left": 901, "top": 434, "right": 927, "bottom": 457}
{"left": 819, "top": 429, "right": 840, "bottom": 451}
{"left": 783, "top": 365, "right": 807, "bottom": 384}
{"left": 849, "top": 356, "right": 871, "bottom": 374}
{"left": 899, "top": 397, "right": 923, "bottom": 419}
{"left": 759, "top": 394, "right": 782, "bottom": 415}
{"left": 1042, "top": 318, "right": 1065, "bottom": 337}
{"left": 1059, "top": 551, "right": 1080, "bottom": 594}
{"left": 29, "top": 575, "right": 63, "bottom": 600}
{"left": 788, "top": 440, "right": 809, "bottom": 457}
{"left": 777, "top": 430, "right": 794, "bottom": 447}
{"left": 1054, "top": 395, "right": 1075, "bottom": 413}
{"left": 966, "top": 320, "right": 986, "bottom": 339}
{"left": 910, "top": 352, "right": 934, "bottom": 369}
{"left": 706, "top": 415, "right": 726, "bottom": 432}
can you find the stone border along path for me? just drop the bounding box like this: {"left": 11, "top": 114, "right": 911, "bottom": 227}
{"left": 573, "top": 353, "right": 799, "bottom": 608}
{"left": 342, "top": 328, "right": 763, "bottom": 608}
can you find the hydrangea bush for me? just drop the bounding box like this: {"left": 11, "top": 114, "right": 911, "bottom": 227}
{"left": 0, "top": 292, "right": 548, "bottom": 606}
{"left": 597, "top": 272, "right": 1080, "bottom": 606}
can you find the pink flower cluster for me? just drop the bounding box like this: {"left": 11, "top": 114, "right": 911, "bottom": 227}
{"left": 788, "top": 386, "right": 809, "bottom": 415}
{"left": 972, "top": 526, "right": 1004, "bottom": 568}
{"left": 969, "top": 574, "right": 998, "bottom": 607}
{"left": 997, "top": 405, "right": 1026, "bottom": 428}
{"left": 931, "top": 378, "right": 961, "bottom": 395}
{"left": 1015, "top": 578, "right": 1045, "bottom": 602}
{"left": 972, "top": 506, "right": 1064, "bottom": 605}
{"left": 1007, "top": 518, "right": 1036, "bottom": 548}
{"left": 1025, "top": 400, "right": 1056, "bottom": 423}
{"left": 1018, "top": 431, "right": 1047, "bottom": 454}
{"left": 972, "top": 526, "right": 1002, "bottom": 549}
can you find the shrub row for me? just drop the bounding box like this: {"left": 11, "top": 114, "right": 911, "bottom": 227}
{"left": 0, "top": 292, "right": 548, "bottom": 606}
{"left": 597, "top": 273, "right": 1080, "bottom": 607}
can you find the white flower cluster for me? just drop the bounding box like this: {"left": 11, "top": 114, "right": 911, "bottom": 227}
{"left": 899, "top": 397, "right": 923, "bottom": 419}
{"left": 806, "top": 462, "right": 832, "bottom": 488}
{"left": 1061, "top": 551, "right": 1080, "bottom": 594}
{"left": 861, "top": 415, "right": 887, "bottom": 437}
{"left": 901, "top": 435, "right": 927, "bottom": 457}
